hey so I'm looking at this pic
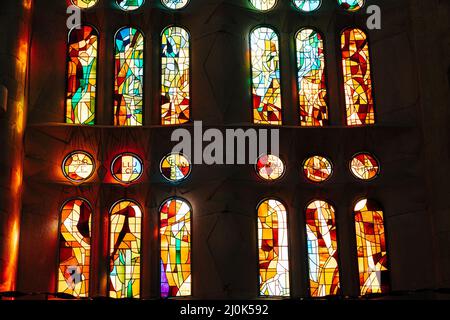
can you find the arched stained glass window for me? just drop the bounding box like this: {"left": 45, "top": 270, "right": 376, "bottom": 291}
{"left": 249, "top": 0, "right": 277, "bottom": 11}
{"left": 71, "top": 0, "right": 98, "bottom": 9}
{"left": 341, "top": 28, "right": 375, "bottom": 126}
{"left": 296, "top": 28, "right": 328, "bottom": 126}
{"left": 293, "top": 0, "right": 321, "bottom": 12}
{"left": 58, "top": 199, "right": 92, "bottom": 297}
{"left": 306, "top": 200, "right": 340, "bottom": 297}
{"left": 251, "top": 27, "right": 282, "bottom": 125}
{"left": 66, "top": 25, "right": 98, "bottom": 125}
{"left": 109, "top": 200, "right": 142, "bottom": 299}
{"left": 116, "top": 0, "right": 144, "bottom": 11}
{"left": 162, "top": 0, "right": 189, "bottom": 9}
{"left": 114, "top": 27, "right": 144, "bottom": 126}
{"left": 160, "top": 198, "right": 192, "bottom": 298}
{"left": 258, "top": 199, "right": 290, "bottom": 297}
{"left": 338, "top": 0, "right": 364, "bottom": 12}
{"left": 161, "top": 26, "right": 190, "bottom": 125}
{"left": 354, "top": 199, "right": 389, "bottom": 295}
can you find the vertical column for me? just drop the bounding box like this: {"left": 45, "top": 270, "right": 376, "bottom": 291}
{"left": 0, "top": 0, "right": 33, "bottom": 292}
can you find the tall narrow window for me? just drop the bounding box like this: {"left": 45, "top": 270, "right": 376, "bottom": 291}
{"left": 296, "top": 28, "right": 328, "bottom": 126}
{"left": 354, "top": 199, "right": 389, "bottom": 295}
{"left": 257, "top": 199, "right": 290, "bottom": 296}
{"left": 251, "top": 27, "right": 282, "bottom": 125}
{"left": 66, "top": 25, "right": 98, "bottom": 125}
{"left": 114, "top": 27, "right": 144, "bottom": 126}
{"left": 160, "top": 198, "right": 192, "bottom": 298}
{"left": 305, "top": 200, "right": 340, "bottom": 297}
{"left": 341, "top": 28, "right": 375, "bottom": 126}
{"left": 161, "top": 26, "right": 190, "bottom": 125}
{"left": 58, "top": 199, "right": 92, "bottom": 297}
{"left": 109, "top": 200, "right": 142, "bottom": 299}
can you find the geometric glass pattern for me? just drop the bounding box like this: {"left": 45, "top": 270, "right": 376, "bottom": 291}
{"left": 341, "top": 28, "right": 375, "bottom": 126}
{"left": 350, "top": 153, "right": 380, "bottom": 181}
{"left": 109, "top": 200, "right": 142, "bottom": 299}
{"left": 306, "top": 200, "right": 340, "bottom": 297}
{"left": 66, "top": 25, "right": 98, "bottom": 125}
{"left": 160, "top": 198, "right": 192, "bottom": 298}
{"left": 160, "top": 153, "right": 191, "bottom": 182}
{"left": 258, "top": 199, "right": 290, "bottom": 297}
{"left": 161, "top": 26, "right": 190, "bottom": 125}
{"left": 71, "top": 0, "right": 98, "bottom": 9}
{"left": 293, "top": 0, "right": 321, "bottom": 12}
{"left": 249, "top": 0, "right": 277, "bottom": 11}
{"left": 58, "top": 199, "right": 92, "bottom": 298}
{"left": 111, "top": 153, "right": 143, "bottom": 184}
{"left": 251, "top": 27, "right": 282, "bottom": 125}
{"left": 354, "top": 199, "right": 389, "bottom": 295}
{"left": 256, "top": 154, "right": 285, "bottom": 181}
{"left": 303, "top": 156, "right": 333, "bottom": 183}
{"left": 114, "top": 27, "right": 144, "bottom": 126}
{"left": 296, "top": 28, "right": 328, "bottom": 126}
{"left": 161, "top": 0, "right": 189, "bottom": 10}
{"left": 338, "top": 0, "right": 364, "bottom": 12}
{"left": 62, "top": 151, "right": 95, "bottom": 183}
{"left": 116, "top": 0, "right": 144, "bottom": 11}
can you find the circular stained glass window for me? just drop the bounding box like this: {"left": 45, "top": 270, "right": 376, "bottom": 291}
{"left": 249, "top": 0, "right": 277, "bottom": 11}
{"left": 111, "top": 153, "right": 143, "bottom": 184}
{"left": 116, "top": 0, "right": 145, "bottom": 11}
{"left": 293, "top": 0, "right": 321, "bottom": 12}
{"left": 161, "top": 0, "right": 189, "bottom": 10}
{"left": 256, "top": 154, "right": 285, "bottom": 181}
{"left": 350, "top": 152, "right": 380, "bottom": 181}
{"left": 303, "top": 156, "right": 333, "bottom": 183}
{"left": 71, "top": 0, "right": 98, "bottom": 9}
{"left": 62, "top": 151, "right": 95, "bottom": 182}
{"left": 160, "top": 153, "right": 191, "bottom": 182}
{"left": 338, "top": 0, "right": 364, "bottom": 12}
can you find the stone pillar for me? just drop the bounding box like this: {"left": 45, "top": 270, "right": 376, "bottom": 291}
{"left": 0, "top": 0, "right": 33, "bottom": 292}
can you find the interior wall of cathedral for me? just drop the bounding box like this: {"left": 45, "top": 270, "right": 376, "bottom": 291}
{"left": 0, "top": 0, "right": 449, "bottom": 298}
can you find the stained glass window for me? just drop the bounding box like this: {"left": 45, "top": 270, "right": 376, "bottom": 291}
{"left": 71, "top": 0, "right": 98, "bottom": 9}
{"left": 303, "top": 156, "right": 333, "bottom": 183}
{"left": 296, "top": 28, "right": 328, "bottom": 126}
{"left": 62, "top": 151, "right": 95, "bottom": 183}
{"left": 111, "top": 153, "right": 143, "bottom": 184}
{"left": 160, "top": 153, "right": 191, "bottom": 182}
{"left": 350, "top": 153, "right": 380, "bottom": 181}
{"left": 116, "top": 0, "right": 144, "bottom": 11}
{"left": 160, "top": 198, "right": 192, "bottom": 298}
{"left": 258, "top": 199, "right": 290, "bottom": 297}
{"left": 306, "top": 200, "right": 340, "bottom": 297}
{"left": 109, "top": 200, "right": 142, "bottom": 299}
{"left": 293, "top": 0, "right": 321, "bottom": 12}
{"left": 338, "top": 0, "right": 364, "bottom": 12}
{"left": 249, "top": 0, "right": 277, "bottom": 11}
{"left": 256, "top": 154, "right": 285, "bottom": 181}
{"left": 114, "top": 27, "right": 144, "bottom": 126}
{"left": 341, "top": 28, "right": 375, "bottom": 126}
{"left": 161, "top": 26, "right": 190, "bottom": 125}
{"left": 251, "top": 27, "right": 282, "bottom": 125}
{"left": 354, "top": 199, "right": 389, "bottom": 295}
{"left": 161, "top": 0, "right": 189, "bottom": 9}
{"left": 58, "top": 199, "right": 92, "bottom": 297}
{"left": 66, "top": 25, "right": 98, "bottom": 125}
